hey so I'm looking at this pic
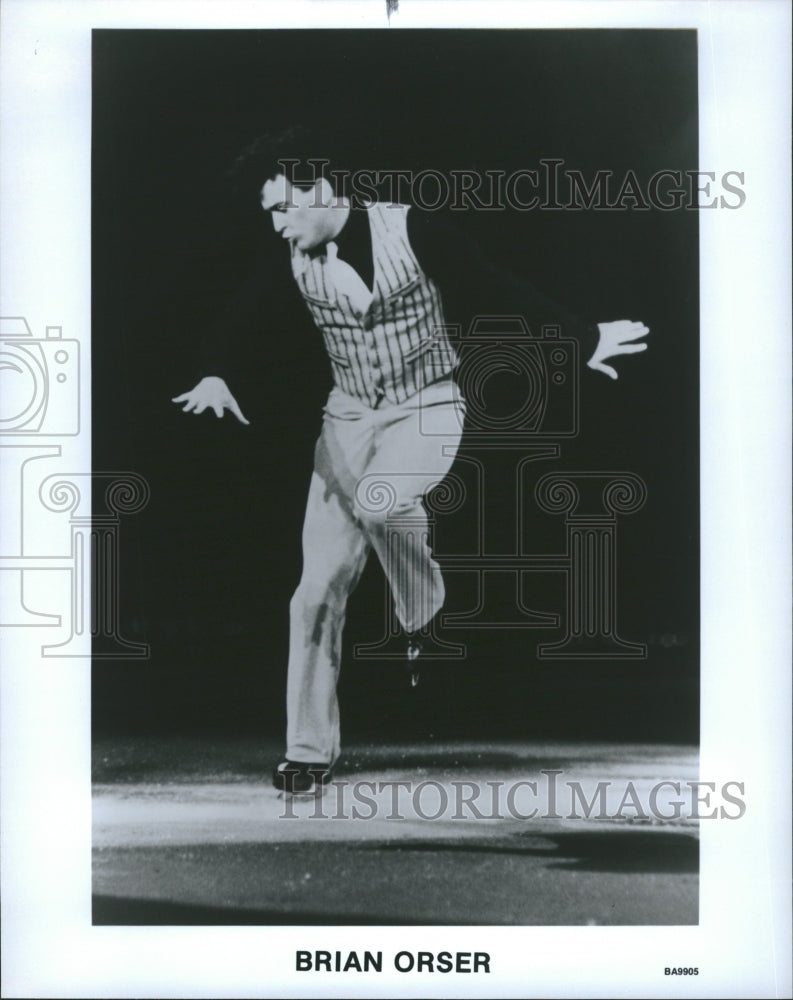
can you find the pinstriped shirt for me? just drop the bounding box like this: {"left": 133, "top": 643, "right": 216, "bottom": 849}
{"left": 290, "top": 202, "right": 457, "bottom": 407}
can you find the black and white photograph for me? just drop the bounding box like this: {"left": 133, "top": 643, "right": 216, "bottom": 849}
{"left": 90, "top": 24, "right": 700, "bottom": 925}
{"left": 1, "top": 1, "right": 790, "bottom": 997}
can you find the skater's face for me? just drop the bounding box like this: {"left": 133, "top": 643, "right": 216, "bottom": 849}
{"left": 260, "top": 173, "right": 340, "bottom": 253}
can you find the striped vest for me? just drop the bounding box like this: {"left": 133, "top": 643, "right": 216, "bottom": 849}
{"left": 290, "top": 202, "right": 457, "bottom": 407}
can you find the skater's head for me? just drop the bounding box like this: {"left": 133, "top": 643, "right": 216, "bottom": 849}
{"left": 260, "top": 171, "right": 344, "bottom": 252}
{"left": 232, "top": 126, "right": 348, "bottom": 251}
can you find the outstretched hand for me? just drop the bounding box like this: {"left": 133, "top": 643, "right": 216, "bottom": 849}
{"left": 172, "top": 376, "right": 250, "bottom": 424}
{"left": 588, "top": 320, "right": 650, "bottom": 380}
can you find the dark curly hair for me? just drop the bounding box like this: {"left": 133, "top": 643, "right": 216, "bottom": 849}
{"left": 227, "top": 125, "right": 348, "bottom": 206}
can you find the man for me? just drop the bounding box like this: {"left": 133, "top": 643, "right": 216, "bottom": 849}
{"left": 173, "top": 128, "right": 650, "bottom": 794}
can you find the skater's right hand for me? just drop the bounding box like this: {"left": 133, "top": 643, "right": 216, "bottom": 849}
{"left": 172, "top": 376, "right": 250, "bottom": 424}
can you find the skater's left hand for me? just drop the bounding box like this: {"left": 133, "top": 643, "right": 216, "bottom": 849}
{"left": 588, "top": 320, "right": 650, "bottom": 380}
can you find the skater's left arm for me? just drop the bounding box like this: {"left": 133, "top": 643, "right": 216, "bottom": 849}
{"left": 407, "top": 208, "right": 650, "bottom": 378}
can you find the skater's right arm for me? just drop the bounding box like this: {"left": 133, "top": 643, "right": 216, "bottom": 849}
{"left": 170, "top": 239, "right": 273, "bottom": 426}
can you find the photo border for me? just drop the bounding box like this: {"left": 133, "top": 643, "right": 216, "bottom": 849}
{"left": 1, "top": 2, "right": 790, "bottom": 997}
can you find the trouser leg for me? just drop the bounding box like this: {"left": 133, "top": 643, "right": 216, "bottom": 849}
{"left": 286, "top": 471, "right": 370, "bottom": 765}
{"left": 285, "top": 380, "right": 464, "bottom": 763}
{"left": 354, "top": 380, "right": 465, "bottom": 632}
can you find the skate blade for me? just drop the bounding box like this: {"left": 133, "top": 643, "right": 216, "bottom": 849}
{"left": 276, "top": 786, "right": 327, "bottom": 800}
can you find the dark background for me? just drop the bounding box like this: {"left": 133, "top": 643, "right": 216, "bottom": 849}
{"left": 92, "top": 29, "right": 699, "bottom": 743}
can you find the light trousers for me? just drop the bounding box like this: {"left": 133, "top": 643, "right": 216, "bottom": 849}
{"left": 286, "top": 377, "right": 465, "bottom": 764}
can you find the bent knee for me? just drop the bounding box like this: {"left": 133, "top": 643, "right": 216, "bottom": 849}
{"left": 353, "top": 473, "right": 429, "bottom": 526}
